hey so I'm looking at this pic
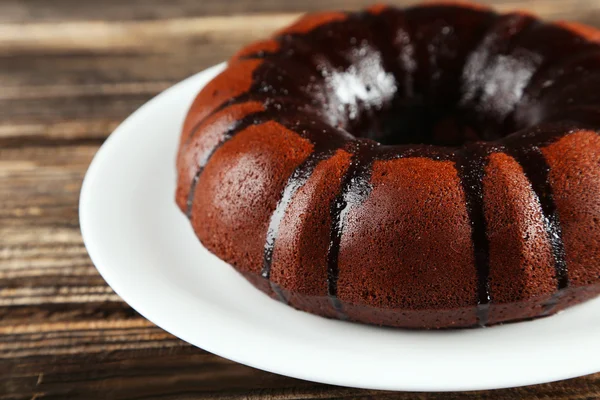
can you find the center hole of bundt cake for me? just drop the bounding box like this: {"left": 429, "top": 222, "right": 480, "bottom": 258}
{"left": 347, "top": 100, "right": 501, "bottom": 147}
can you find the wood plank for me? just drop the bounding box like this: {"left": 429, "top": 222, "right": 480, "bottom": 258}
{"left": 0, "top": 34, "right": 237, "bottom": 145}
{"left": 0, "top": 144, "right": 131, "bottom": 331}
{"left": 0, "top": 15, "right": 298, "bottom": 55}
{"left": 0, "top": 347, "right": 354, "bottom": 400}
{"left": 0, "top": 345, "right": 599, "bottom": 399}
{"left": 0, "top": 0, "right": 597, "bottom": 22}
{"left": 1, "top": 4, "right": 600, "bottom": 55}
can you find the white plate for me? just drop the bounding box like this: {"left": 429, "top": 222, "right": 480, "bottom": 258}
{"left": 80, "top": 63, "right": 600, "bottom": 392}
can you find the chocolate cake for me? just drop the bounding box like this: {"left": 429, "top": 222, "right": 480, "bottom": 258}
{"left": 176, "top": 2, "right": 600, "bottom": 328}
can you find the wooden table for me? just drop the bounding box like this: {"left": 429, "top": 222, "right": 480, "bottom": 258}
{"left": 2, "top": 0, "right": 600, "bottom": 398}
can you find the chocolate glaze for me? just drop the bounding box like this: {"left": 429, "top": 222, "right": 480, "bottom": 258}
{"left": 177, "top": 3, "right": 600, "bottom": 328}
{"left": 326, "top": 140, "right": 378, "bottom": 318}
{"left": 455, "top": 143, "right": 497, "bottom": 326}
{"left": 505, "top": 145, "right": 569, "bottom": 316}
{"left": 503, "top": 20, "right": 600, "bottom": 132}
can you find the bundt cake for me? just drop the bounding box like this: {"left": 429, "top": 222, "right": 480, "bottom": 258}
{"left": 176, "top": 2, "right": 600, "bottom": 329}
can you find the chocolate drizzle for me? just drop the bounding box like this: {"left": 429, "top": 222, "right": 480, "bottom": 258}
{"left": 506, "top": 145, "right": 569, "bottom": 294}
{"left": 183, "top": 92, "right": 319, "bottom": 149}
{"left": 326, "top": 140, "right": 378, "bottom": 319}
{"left": 455, "top": 143, "right": 496, "bottom": 326}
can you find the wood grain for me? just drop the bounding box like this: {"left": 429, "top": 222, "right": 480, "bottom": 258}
{"left": 0, "top": 0, "right": 599, "bottom": 22}
{"left": 1, "top": 0, "right": 600, "bottom": 398}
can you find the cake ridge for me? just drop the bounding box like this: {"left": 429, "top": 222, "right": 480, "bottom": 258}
{"left": 261, "top": 148, "right": 339, "bottom": 281}
{"left": 185, "top": 110, "right": 268, "bottom": 217}
{"left": 185, "top": 104, "right": 345, "bottom": 217}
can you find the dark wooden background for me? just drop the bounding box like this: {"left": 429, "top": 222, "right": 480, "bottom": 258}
{"left": 2, "top": 0, "right": 600, "bottom": 398}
